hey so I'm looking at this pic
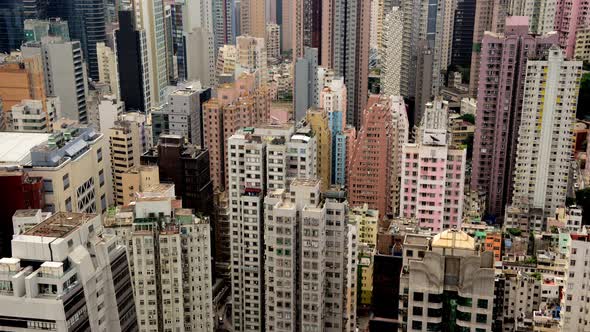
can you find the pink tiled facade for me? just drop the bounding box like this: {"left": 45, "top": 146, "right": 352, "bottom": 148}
{"left": 400, "top": 144, "right": 466, "bottom": 232}
{"left": 471, "top": 17, "right": 558, "bottom": 219}
{"left": 348, "top": 95, "right": 408, "bottom": 218}
{"left": 554, "top": 0, "right": 590, "bottom": 59}
{"left": 202, "top": 74, "right": 270, "bottom": 191}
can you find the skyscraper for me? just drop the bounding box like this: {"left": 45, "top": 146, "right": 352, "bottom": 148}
{"left": 348, "top": 95, "right": 408, "bottom": 218}
{"left": 381, "top": 7, "right": 403, "bottom": 97}
{"left": 141, "top": 134, "right": 213, "bottom": 215}
{"left": 151, "top": 83, "right": 212, "bottom": 146}
{"left": 400, "top": 98, "right": 466, "bottom": 231}
{"left": 264, "top": 179, "right": 358, "bottom": 331}
{"left": 333, "top": 0, "right": 371, "bottom": 129}
{"left": 133, "top": 0, "right": 169, "bottom": 106}
{"left": 202, "top": 73, "right": 270, "bottom": 191}
{"left": 228, "top": 125, "right": 317, "bottom": 331}
{"left": 450, "top": 0, "right": 476, "bottom": 69}
{"left": 109, "top": 120, "right": 142, "bottom": 207}
{"left": 214, "top": 0, "right": 235, "bottom": 49}
{"left": 22, "top": 38, "right": 90, "bottom": 123}
{"left": 0, "top": 212, "right": 138, "bottom": 331}
{"left": 510, "top": 47, "right": 582, "bottom": 214}
{"left": 471, "top": 17, "right": 558, "bottom": 219}
{"left": 320, "top": 77, "right": 348, "bottom": 186}
{"left": 97, "top": 42, "right": 120, "bottom": 99}
{"left": 553, "top": 0, "right": 590, "bottom": 59}
{"left": 306, "top": 108, "right": 332, "bottom": 191}
{"left": 399, "top": 230, "right": 495, "bottom": 331}
{"left": 400, "top": 0, "right": 453, "bottom": 121}
{"left": 115, "top": 9, "right": 151, "bottom": 112}
{"left": 294, "top": 47, "right": 319, "bottom": 121}
{"left": 240, "top": 0, "right": 266, "bottom": 38}
{"left": 468, "top": 0, "right": 510, "bottom": 96}
{"left": 48, "top": 0, "right": 107, "bottom": 80}
{"left": 106, "top": 186, "right": 214, "bottom": 331}
{"left": 0, "top": 1, "right": 24, "bottom": 53}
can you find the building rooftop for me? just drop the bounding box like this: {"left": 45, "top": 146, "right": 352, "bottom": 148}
{"left": 13, "top": 209, "right": 42, "bottom": 218}
{"left": 432, "top": 229, "right": 475, "bottom": 250}
{"left": 0, "top": 132, "right": 51, "bottom": 165}
{"left": 24, "top": 212, "right": 94, "bottom": 238}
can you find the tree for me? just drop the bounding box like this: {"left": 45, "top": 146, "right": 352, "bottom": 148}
{"left": 459, "top": 113, "right": 475, "bottom": 124}
{"left": 577, "top": 73, "right": 590, "bottom": 120}
{"left": 575, "top": 188, "right": 590, "bottom": 225}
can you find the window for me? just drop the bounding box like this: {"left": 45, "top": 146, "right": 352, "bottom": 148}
{"left": 477, "top": 299, "right": 488, "bottom": 309}
{"left": 43, "top": 179, "right": 54, "bottom": 193}
{"left": 99, "top": 169, "right": 105, "bottom": 187}
{"left": 476, "top": 314, "right": 487, "bottom": 324}
{"left": 412, "top": 306, "right": 423, "bottom": 316}
{"left": 97, "top": 148, "right": 103, "bottom": 162}
{"left": 413, "top": 292, "right": 424, "bottom": 301}
{"left": 65, "top": 197, "right": 72, "bottom": 212}
{"left": 63, "top": 173, "right": 70, "bottom": 190}
{"left": 101, "top": 194, "right": 107, "bottom": 214}
{"left": 411, "top": 321, "right": 422, "bottom": 330}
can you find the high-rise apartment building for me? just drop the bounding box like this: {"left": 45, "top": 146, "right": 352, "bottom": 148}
{"left": 109, "top": 120, "right": 142, "bottom": 207}
{"left": 264, "top": 179, "right": 357, "bottom": 332}
{"left": 141, "top": 134, "right": 213, "bottom": 215}
{"left": 400, "top": 98, "right": 466, "bottom": 231}
{"left": 401, "top": 0, "right": 453, "bottom": 121}
{"left": 561, "top": 232, "right": 590, "bottom": 330}
{"left": 306, "top": 108, "right": 332, "bottom": 191}
{"left": 510, "top": 47, "right": 582, "bottom": 215}
{"left": 240, "top": 0, "right": 265, "bottom": 38}
{"left": 202, "top": 73, "right": 270, "bottom": 191}
{"left": 0, "top": 212, "right": 137, "bottom": 331}
{"left": 151, "top": 83, "right": 212, "bottom": 147}
{"left": 554, "top": 0, "right": 590, "bottom": 59}
{"left": 292, "top": 0, "right": 325, "bottom": 61}
{"left": 214, "top": 0, "right": 235, "bottom": 49}
{"left": 22, "top": 37, "right": 90, "bottom": 123}
{"left": 115, "top": 10, "right": 151, "bottom": 112}
{"left": 469, "top": 0, "right": 509, "bottom": 96}
{"left": 333, "top": 0, "right": 370, "bottom": 129}
{"left": 294, "top": 47, "right": 319, "bottom": 122}
{"left": 471, "top": 17, "right": 558, "bottom": 219}
{"left": 96, "top": 42, "right": 120, "bottom": 99}
{"left": 348, "top": 95, "right": 408, "bottom": 218}
{"left": 113, "top": 187, "right": 214, "bottom": 331}
{"left": 575, "top": 27, "right": 590, "bottom": 61}
{"left": 381, "top": 7, "right": 403, "bottom": 97}
{"left": 133, "top": 0, "right": 169, "bottom": 106}
{"left": 399, "top": 230, "right": 495, "bottom": 332}
{"left": 508, "top": 0, "right": 557, "bottom": 35}
{"left": 228, "top": 125, "right": 317, "bottom": 331}
{"left": 236, "top": 35, "right": 268, "bottom": 85}
{"left": 319, "top": 77, "right": 348, "bottom": 186}
{"left": 266, "top": 23, "right": 281, "bottom": 60}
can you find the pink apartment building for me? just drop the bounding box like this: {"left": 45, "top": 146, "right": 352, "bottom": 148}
{"left": 471, "top": 17, "right": 557, "bottom": 220}
{"left": 400, "top": 98, "right": 466, "bottom": 232}
{"left": 554, "top": 0, "right": 590, "bottom": 59}
{"left": 202, "top": 73, "right": 271, "bottom": 191}
{"left": 348, "top": 95, "right": 408, "bottom": 218}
